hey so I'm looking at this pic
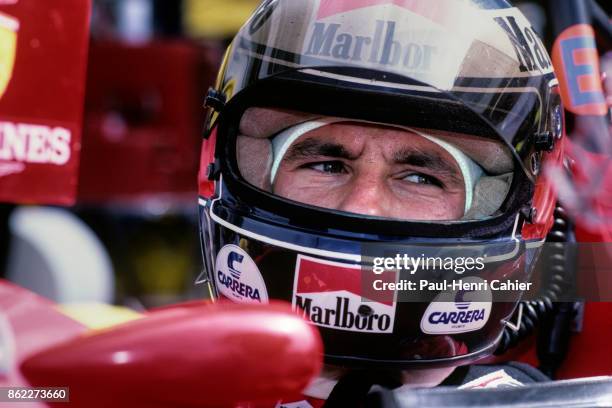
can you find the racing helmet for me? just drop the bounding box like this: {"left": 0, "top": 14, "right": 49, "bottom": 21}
{"left": 197, "top": 0, "right": 565, "bottom": 368}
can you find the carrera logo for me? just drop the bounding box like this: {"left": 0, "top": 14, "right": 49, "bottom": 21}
{"left": 292, "top": 255, "right": 396, "bottom": 333}
{"left": 426, "top": 301, "right": 487, "bottom": 326}
{"left": 215, "top": 244, "right": 269, "bottom": 303}
{"left": 420, "top": 278, "right": 491, "bottom": 335}
{"left": 305, "top": 19, "right": 435, "bottom": 70}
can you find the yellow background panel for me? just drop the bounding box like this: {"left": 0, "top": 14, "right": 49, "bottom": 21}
{"left": 184, "top": 0, "right": 260, "bottom": 39}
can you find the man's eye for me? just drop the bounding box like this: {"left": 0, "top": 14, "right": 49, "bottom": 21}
{"left": 305, "top": 161, "right": 347, "bottom": 174}
{"left": 402, "top": 173, "right": 441, "bottom": 186}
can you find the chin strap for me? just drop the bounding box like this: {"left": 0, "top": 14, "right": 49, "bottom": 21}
{"left": 321, "top": 370, "right": 402, "bottom": 408}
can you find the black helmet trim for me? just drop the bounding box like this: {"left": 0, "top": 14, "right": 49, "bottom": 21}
{"left": 202, "top": 189, "right": 526, "bottom": 264}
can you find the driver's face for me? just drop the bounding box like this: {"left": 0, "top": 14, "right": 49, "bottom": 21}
{"left": 273, "top": 123, "right": 466, "bottom": 221}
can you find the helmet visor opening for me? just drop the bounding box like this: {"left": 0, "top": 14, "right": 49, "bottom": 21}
{"left": 233, "top": 105, "right": 517, "bottom": 223}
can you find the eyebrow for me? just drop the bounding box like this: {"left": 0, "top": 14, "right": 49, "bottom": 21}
{"left": 283, "top": 138, "right": 359, "bottom": 162}
{"left": 282, "top": 138, "right": 463, "bottom": 184}
{"left": 393, "top": 149, "right": 462, "bottom": 183}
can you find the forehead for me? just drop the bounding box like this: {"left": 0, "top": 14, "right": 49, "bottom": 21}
{"left": 305, "top": 122, "right": 418, "bottom": 139}
{"left": 240, "top": 107, "right": 515, "bottom": 175}
{"left": 293, "top": 122, "right": 459, "bottom": 158}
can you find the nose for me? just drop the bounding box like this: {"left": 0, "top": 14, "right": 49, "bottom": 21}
{"left": 338, "top": 176, "right": 388, "bottom": 217}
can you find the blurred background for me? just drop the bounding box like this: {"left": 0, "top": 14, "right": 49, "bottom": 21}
{"left": 0, "top": 0, "right": 258, "bottom": 310}
{"left": 0, "top": 0, "right": 609, "bottom": 310}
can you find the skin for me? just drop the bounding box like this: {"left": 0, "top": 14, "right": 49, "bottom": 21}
{"left": 272, "top": 122, "right": 466, "bottom": 221}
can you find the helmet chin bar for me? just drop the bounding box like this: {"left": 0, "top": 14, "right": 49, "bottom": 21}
{"left": 199, "top": 184, "right": 536, "bottom": 368}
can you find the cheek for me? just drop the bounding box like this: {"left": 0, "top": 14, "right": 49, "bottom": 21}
{"left": 273, "top": 171, "right": 346, "bottom": 209}
{"left": 387, "top": 189, "right": 465, "bottom": 221}
{"left": 273, "top": 168, "right": 466, "bottom": 221}
{"left": 427, "top": 195, "right": 465, "bottom": 220}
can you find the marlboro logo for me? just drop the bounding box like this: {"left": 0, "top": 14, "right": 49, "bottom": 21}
{"left": 292, "top": 255, "right": 396, "bottom": 333}
{"left": 0, "top": 11, "right": 18, "bottom": 100}
{"left": 305, "top": 19, "right": 435, "bottom": 71}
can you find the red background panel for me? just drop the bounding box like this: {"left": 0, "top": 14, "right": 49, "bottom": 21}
{"left": 77, "top": 40, "right": 219, "bottom": 203}
{"left": 0, "top": 0, "right": 90, "bottom": 205}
